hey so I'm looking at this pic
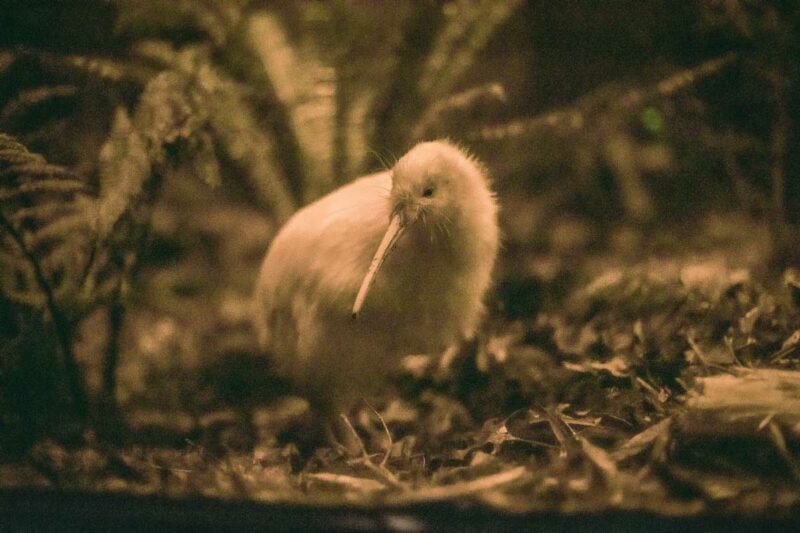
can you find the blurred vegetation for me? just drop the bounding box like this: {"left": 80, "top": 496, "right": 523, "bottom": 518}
{"left": 1, "top": 0, "right": 800, "bottom": 518}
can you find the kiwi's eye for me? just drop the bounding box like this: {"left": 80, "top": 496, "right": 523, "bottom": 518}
{"left": 422, "top": 186, "right": 435, "bottom": 198}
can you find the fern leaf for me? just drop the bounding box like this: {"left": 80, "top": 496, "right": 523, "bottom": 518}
{"left": 0, "top": 133, "right": 95, "bottom": 314}
{"left": 471, "top": 54, "right": 738, "bottom": 145}
{"left": 132, "top": 41, "right": 295, "bottom": 218}
{"left": 76, "top": 246, "right": 124, "bottom": 307}
{"left": 340, "top": 91, "right": 374, "bottom": 178}
{"left": 418, "top": 0, "right": 522, "bottom": 106}
{"left": 114, "top": 0, "right": 247, "bottom": 47}
{"left": 96, "top": 107, "right": 152, "bottom": 240}
{"left": 23, "top": 211, "right": 94, "bottom": 251}
{"left": 14, "top": 175, "right": 90, "bottom": 194}
{"left": 417, "top": 0, "right": 476, "bottom": 95}
{"left": 0, "top": 178, "right": 89, "bottom": 203}
{"left": 146, "top": 43, "right": 299, "bottom": 220}
{"left": 134, "top": 70, "right": 208, "bottom": 162}
{"left": 0, "top": 133, "right": 95, "bottom": 415}
{"left": 85, "top": 255, "right": 127, "bottom": 301}
{"left": 35, "top": 52, "right": 158, "bottom": 87}
{"left": 466, "top": 53, "right": 739, "bottom": 190}
{"left": 0, "top": 134, "right": 27, "bottom": 151}
{"left": 0, "top": 148, "right": 45, "bottom": 166}
{"left": 12, "top": 163, "right": 82, "bottom": 180}
{"left": 247, "top": 13, "right": 335, "bottom": 202}
{"left": 2, "top": 285, "right": 44, "bottom": 309}
{"left": 9, "top": 202, "right": 73, "bottom": 228}
{"left": 192, "top": 130, "right": 221, "bottom": 187}
{"left": 0, "top": 254, "right": 40, "bottom": 307}
{"left": 0, "top": 85, "right": 78, "bottom": 127}
{"left": 197, "top": 62, "right": 296, "bottom": 221}
{"left": 130, "top": 39, "right": 184, "bottom": 67}
{"left": 367, "top": 2, "right": 444, "bottom": 151}
{"left": 411, "top": 82, "right": 507, "bottom": 141}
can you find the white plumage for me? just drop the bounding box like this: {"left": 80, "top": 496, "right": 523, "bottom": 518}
{"left": 253, "top": 140, "right": 499, "bottom": 416}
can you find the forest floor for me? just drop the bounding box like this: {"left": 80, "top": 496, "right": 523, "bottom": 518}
{"left": 2, "top": 175, "right": 800, "bottom": 521}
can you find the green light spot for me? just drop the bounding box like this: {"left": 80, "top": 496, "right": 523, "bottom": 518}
{"left": 641, "top": 107, "right": 663, "bottom": 134}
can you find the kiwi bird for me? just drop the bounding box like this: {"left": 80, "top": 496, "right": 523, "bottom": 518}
{"left": 253, "top": 140, "right": 499, "bottom": 418}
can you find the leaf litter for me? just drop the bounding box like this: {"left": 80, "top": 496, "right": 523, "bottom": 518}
{"left": 3, "top": 201, "right": 800, "bottom": 517}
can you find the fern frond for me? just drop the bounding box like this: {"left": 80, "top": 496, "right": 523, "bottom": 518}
{"left": 416, "top": 0, "right": 476, "bottom": 96}
{"left": 35, "top": 52, "right": 158, "bottom": 87}
{"left": 192, "top": 130, "right": 221, "bottom": 187}
{"left": 0, "top": 134, "right": 94, "bottom": 414}
{"left": 0, "top": 85, "right": 78, "bottom": 123}
{"left": 367, "top": 2, "right": 444, "bottom": 151}
{"left": 247, "top": 13, "right": 335, "bottom": 202}
{"left": 418, "top": 0, "right": 522, "bottom": 106}
{"left": 0, "top": 148, "right": 44, "bottom": 166}
{"left": 96, "top": 107, "right": 152, "bottom": 240}
{"left": 134, "top": 70, "right": 208, "bottom": 161}
{"left": 132, "top": 38, "right": 299, "bottom": 218}
{"left": 14, "top": 174, "right": 90, "bottom": 193}
{"left": 130, "top": 39, "right": 184, "bottom": 67}
{"left": 0, "top": 134, "right": 95, "bottom": 313}
{"left": 0, "top": 134, "right": 27, "bottom": 152}
{"left": 0, "top": 253, "right": 38, "bottom": 299}
{"left": 411, "top": 82, "right": 507, "bottom": 141}
{"left": 617, "top": 52, "right": 738, "bottom": 110}
{"left": 22, "top": 211, "right": 93, "bottom": 251}
{"left": 114, "top": 0, "right": 247, "bottom": 47}
{"left": 339, "top": 91, "right": 373, "bottom": 177}
{"left": 0, "top": 85, "right": 79, "bottom": 138}
{"left": 76, "top": 246, "right": 125, "bottom": 308}
{"left": 2, "top": 274, "right": 45, "bottom": 308}
{"left": 0, "top": 177, "right": 89, "bottom": 204}
{"left": 8, "top": 202, "right": 73, "bottom": 228}
{"left": 10, "top": 163, "right": 82, "bottom": 181}
{"left": 84, "top": 253, "right": 127, "bottom": 300}
{"left": 126, "top": 54, "right": 224, "bottom": 187}
{"left": 134, "top": 41, "right": 297, "bottom": 219}
{"left": 470, "top": 53, "right": 739, "bottom": 145}
{"left": 196, "top": 59, "right": 296, "bottom": 221}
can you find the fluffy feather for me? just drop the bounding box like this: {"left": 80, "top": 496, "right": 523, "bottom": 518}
{"left": 253, "top": 140, "right": 499, "bottom": 413}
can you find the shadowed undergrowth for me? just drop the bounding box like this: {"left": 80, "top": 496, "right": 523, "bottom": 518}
{"left": 5, "top": 192, "right": 799, "bottom": 514}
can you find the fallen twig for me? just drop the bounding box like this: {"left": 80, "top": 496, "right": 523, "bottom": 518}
{"left": 340, "top": 414, "right": 406, "bottom": 491}
{"left": 393, "top": 466, "right": 528, "bottom": 503}
{"left": 363, "top": 400, "right": 393, "bottom": 468}
{"left": 305, "top": 472, "right": 387, "bottom": 494}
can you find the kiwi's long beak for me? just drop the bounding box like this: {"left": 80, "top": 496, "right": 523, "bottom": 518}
{"left": 352, "top": 214, "right": 405, "bottom": 319}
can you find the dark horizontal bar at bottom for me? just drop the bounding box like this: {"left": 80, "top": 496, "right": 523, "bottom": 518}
{"left": 1, "top": 489, "right": 799, "bottom": 533}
